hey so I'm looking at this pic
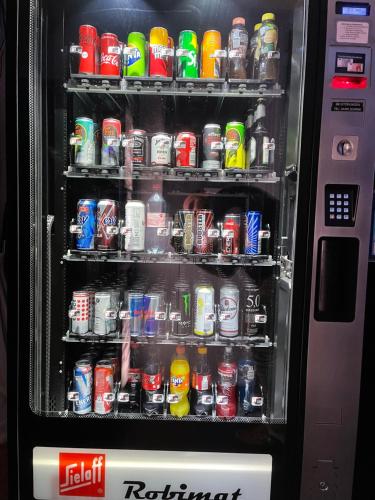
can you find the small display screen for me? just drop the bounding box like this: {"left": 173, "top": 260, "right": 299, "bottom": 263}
{"left": 336, "top": 2, "right": 370, "bottom": 16}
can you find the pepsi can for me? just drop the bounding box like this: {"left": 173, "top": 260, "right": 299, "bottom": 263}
{"left": 76, "top": 199, "right": 97, "bottom": 250}
{"left": 143, "top": 293, "right": 161, "bottom": 337}
{"left": 73, "top": 359, "right": 93, "bottom": 414}
{"left": 243, "top": 211, "right": 262, "bottom": 255}
{"left": 129, "top": 292, "right": 144, "bottom": 337}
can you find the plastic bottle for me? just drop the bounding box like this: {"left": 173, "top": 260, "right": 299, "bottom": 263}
{"left": 145, "top": 183, "right": 167, "bottom": 253}
{"left": 169, "top": 345, "right": 190, "bottom": 417}
{"left": 191, "top": 345, "right": 213, "bottom": 416}
{"left": 228, "top": 17, "right": 248, "bottom": 79}
{"left": 258, "top": 13, "right": 279, "bottom": 83}
{"left": 248, "top": 23, "right": 262, "bottom": 79}
{"left": 216, "top": 346, "right": 237, "bottom": 418}
{"left": 142, "top": 348, "right": 164, "bottom": 416}
{"left": 238, "top": 347, "right": 264, "bottom": 415}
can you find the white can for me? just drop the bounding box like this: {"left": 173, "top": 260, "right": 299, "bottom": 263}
{"left": 151, "top": 133, "right": 172, "bottom": 167}
{"left": 194, "top": 284, "right": 215, "bottom": 337}
{"left": 71, "top": 291, "right": 90, "bottom": 335}
{"left": 125, "top": 200, "right": 145, "bottom": 251}
{"left": 219, "top": 284, "right": 240, "bottom": 337}
{"left": 93, "top": 291, "right": 112, "bottom": 335}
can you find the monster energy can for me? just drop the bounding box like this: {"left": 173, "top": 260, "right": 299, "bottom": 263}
{"left": 224, "top": 121, "right": 246, "bottom": 169}
{"left": 171, "top": 283, "right": 192, "bottom": 337}
{"left": 178, "top": 30, "right": 199, "bottom": 78}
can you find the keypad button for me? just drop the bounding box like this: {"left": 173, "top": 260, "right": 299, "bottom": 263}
{"left": 344, "top": 215, "right": 349, "bottom": 220}
{"left": 337, "top": 194, "right": 342, "bottom": 199}
{"left": 337, "top": 201, "right": 342, "bottom": 206}
{"left": 330, "top": 208, "right": 335, "bottom": 213}
{"left": 330, "top": 214, "right": 335, "bottom": 220}
{"left": 337, "top": 215, "right": 342, "bottom": 220}
{"left": 344, "top": 194, "right": 349, "bottom": 199}
{"left": 344, "top": 208, "right": 349, "bottom": 213}
{"left": 330, "top": 201, "right": 335, "bottom": 206}
{"left": 344, "top": 201, "right": 349, "bottom": 206}
{"left": 337, "top": 208, "right": 342, "bottom": 213}
{"left": 330, "top": 193, "right": 335, "bottom": 199}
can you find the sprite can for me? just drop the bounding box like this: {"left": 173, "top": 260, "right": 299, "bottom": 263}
{"left": 124, "top": 32, "right": 147, "bottom": 77}
{"left": 225, "top": 121, "right": 246, "bottom": 169}
{"left": 178, "top": 30, "right": 199, "bottom": 78}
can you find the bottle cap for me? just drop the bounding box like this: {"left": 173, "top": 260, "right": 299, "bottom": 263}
{"left": 198, "top": 346, "right": 207, "bottom": 355}
{"left": 176, "top": 345, "right": 185, "bottom": 355}
{"left": 233, "top": 17, "right": 246, "bottom": 26}
{"left": 254, "top": 23, "right": 262, "bottom": 31}
{"left": 262, "top": 13, "right": 276, "bottom": 22}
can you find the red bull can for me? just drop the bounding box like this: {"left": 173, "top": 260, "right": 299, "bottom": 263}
{"left": 243, "top": 211, "right": 262, "bottom": 254}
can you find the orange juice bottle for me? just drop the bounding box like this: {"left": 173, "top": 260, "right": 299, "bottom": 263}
{"left": 169, "top": 345, "right": 190, "bottom": 417}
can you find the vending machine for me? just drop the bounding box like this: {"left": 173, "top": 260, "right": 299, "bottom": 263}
{"left": 7, "top": 0, "right": 374, "bottom": 499}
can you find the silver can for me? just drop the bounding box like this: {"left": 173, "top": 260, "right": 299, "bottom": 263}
{"left": 150, "top": 133, "right": 172, "bottom": 167}
{"left": 202, "top": 123, "right": 222, "bottom": 169}
{"left": 125, "top": 200, "right": 145, "bottom": 251}
{"left": 93, "top": 291, "right": 112, "bottom": 335}
{"left": 71, "top": 291, "right": 90, "bottom": 335}
{"left": 194, "top": 284, "right": 215, "bottom": 337}
{"left": 219, "top": 284, "right": 240, "bottom": 338}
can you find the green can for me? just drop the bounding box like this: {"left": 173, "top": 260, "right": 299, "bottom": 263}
{"left": 178, "top": 30, "right": 199, "bottom": 78}
{"left": 74, "top": 117, "right": 95, "bottom": 165}
{"left": 224, "top": 121, "right": 246, "bottom": 169}
{"left": 124, "top": 32, "right": 146, "bottom": 77}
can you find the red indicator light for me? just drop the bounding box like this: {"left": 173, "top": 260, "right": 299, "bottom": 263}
{"left": 331, "top": 76, "right": 367, "bottom": 89}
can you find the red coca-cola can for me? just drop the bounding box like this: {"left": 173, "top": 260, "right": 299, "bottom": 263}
{"left": 79, "top": 24, "right": 97, "bottom": 74}
{"left": 194, "top": 209, "right": 214, "bottom": 254}
{"left": 94, "top": 360, "right": 114, "bottom": 414}
{"left": 222, "top": 213, "right": 241, "bottom": 255}
{"left": 100, "top": 33, "right": 120, "bottom": 76}
{"left": 175, "top": 132, "right": 197, "bottom": 168}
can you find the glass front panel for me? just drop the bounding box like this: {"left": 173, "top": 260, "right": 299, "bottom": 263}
{"left": 29, "top": 0, "right": 307, "bottom": 422}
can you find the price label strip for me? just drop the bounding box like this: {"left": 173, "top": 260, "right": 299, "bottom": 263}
{"left": 228, "top": 49, "right": 241, "bottom": 58}
{"left": 169, "top": 312, "right": 182, "bottom": 321}
{"left": 167, "top": 394, "right": 180, "bottom": 404}
{"left": 216, "top": 395, "right": 229, "bottom": 405}
{"left": 174, "top": 141, "right": 186, "bottom": 149}
{"left": 69, "top": 225, "right": 82, "bottom": 235}
{"left": 122, "top": 138, "right": 134, "bottom": 148}
{"left": 202, "top": 395, "right": 214, "bottom": 405}
{"left": 157, "top": 227, "right": 169, "bottom": 237}
{"left": 210, "top": 141, "right": 224, "bottom": 151}
{"left": 219, "top": 313, "right": 232, "bottom": 321}
{"left": 108, "top": 46, "right": 121, "bottom": 55}
{"left": 123, "top": 47, "right": 138, "bottom": 57}
{"left": 208, "top": 229, "right": 220, "bottom": 238}
{"left": 251, "top": 396, "right": 264, "bottom": 407}
{"left": 176, "top": 49, "right": 190, "bottom": 57}
{"left": 205, "top": 312, "right": 216, "bottom": 321}
{"left": 152, "top": 394, "right": 165, "bottom": 403}
{"left": 161, "top": 48, "right": 175, "bottom": 57}
{"left": 103, "top": 392, "right": 115, "bottom": 402}
{"left": 225, "top": 141, "right": 239, "bottom": 151}
{"left": 155, "top": 311, "right": 167, "bottom": 321}
{"left": 69, "top": 136, "right": 83, "bottom": 146}
{"left": 68, "top": 309, "right": 80, "bottom": 319}
{"left": 105, "top": 310, "right": 117, "bottom": 320}
{"left": 255, "top": 314, "right": 267, "bottom": 324}
{"left": 70, "top": 45, "right": 82, "bottom": 54}
{"left": 117, "top": 392, "right": 130, "bottom": 403}
{"left": 222, "top": 229, "right": 234, "bottom": 238}
{"left": 67, "top": 391, "right": 79, "bottom": 401}
{"left": 106, "top": 138, "right": 121, "bottom": 147}
{"left": 211, "top": 49, "right": 227, "bottom": 58}
{"left": 119, "top": 310, "right": 131, "bottom": 320}
{"left": 264, "top": 142, "right": 276, "bottom": 151}
{"left": 106, "top": 226, "right": 119, "bottom": 236}
{"left": 120, "top": 227, "right": 132, "bottom": 236}
{"left": 172, "top": 228, "right": 184, "bottom": 237}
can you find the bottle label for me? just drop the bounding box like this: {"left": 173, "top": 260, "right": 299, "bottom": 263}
{"left": 128, "top": 368, "right": 141, "bottom": 383}
{"left": 170, "top": 372, "right": 189, "bottom": 392}
{"left": 194, "top": 373, "right": 212, "bottom": 391}
{"left": 146, "top": 213, "right": 166, "bottom": 228}
{"left": 142, "top": 373, "right": 161, "bottom": 391}
{"left": 218, "top": 364, "right": 237, "bottom": 385}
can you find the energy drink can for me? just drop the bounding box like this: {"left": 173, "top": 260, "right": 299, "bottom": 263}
{"left": 202, "top": 124, "right": 222, "bottom": 169}
{"left": 171, "top": 283, "right": 192, "bottom": 337}
{"left": 74, "top": 117, "right": 95, "bottom": 165}
{"left": 143, "top": 293, "right": 161, "bottom": 337}
{"left": 96, "top": 199, "right": 119, "bottom": 251}
{"left": 243, "top": 211, "right": 262, "bottom": 254}
{"left": 225, "top": 121, "right": 246, "bottom": 169}
{"left": 73, "top": 359, "right": 93, "bottom": 414}
{"left": 194, "top": 209, "right": 214, "bottom": 254}
{"left": 128, "top": 292, "right": 144, "bottom": 337}
{"left": 173, "top": 210, "right": 194, "bottom": 254}
{"left": 101, "top": 118, "right": 121, "bottom": 166}
{"left": 93, "top": 291, "right": 113, "bottom": 335}
{"left": 76, "top": 199, "right": 97, "bottom": 250}
{"left": 194, "top": 285, "right": 215, "bottom": 337}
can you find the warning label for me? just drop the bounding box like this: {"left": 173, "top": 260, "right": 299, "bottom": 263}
{"left": 336, "top": 21, "right": 369, "bottom": 44}
{"left": 331, "top": 101, "right": 364, "bottom": 112}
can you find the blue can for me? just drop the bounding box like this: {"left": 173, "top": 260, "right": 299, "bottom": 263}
{"left": 76, "top": 199, "right": 97, "bottom": 250}
{"left": 143, "top": 293, "right": 161, "bottom": 337}
{"left": 244, "top": 211, "right": 262, "bottom": 255}
{"left": 129, "top": 292, "right": 144, "bottom": 337}
{"left": 73, "top": 360, "right": 93, "bottom": 414}
{"left": 238, "top": 356, "right": 257, "bottom": 415}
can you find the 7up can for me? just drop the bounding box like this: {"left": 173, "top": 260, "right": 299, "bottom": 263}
{"left": 225, "top": 121, "right": 246, "bottom": 169}
{"left": 178, "top": 30, "right": 198, "bottom": 78}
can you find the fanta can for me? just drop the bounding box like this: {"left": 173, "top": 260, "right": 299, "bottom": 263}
{"left": 169, "top": 345, "right": 190, "bottom": 417}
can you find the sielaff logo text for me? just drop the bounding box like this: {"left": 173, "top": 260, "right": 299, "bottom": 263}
{"left": 123, "top": 481, "right": 242, "bottom": 500}
{"left": 59, "top": 452, "right": 105, "bottom": 497}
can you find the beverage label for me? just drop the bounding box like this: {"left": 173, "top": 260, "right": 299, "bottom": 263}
{"left": 170, "top": 372, "right": 190, "bottom": 392}
{"left": 218, "top": 363, "right": 237, "bottom": 385}
{"left": 262, "top": 136, "right": 270, "bottom": 165}
{"left": 146, "top": 212, "right": 167, "bottom": 228}
{"left": 194, "top": 373, "right": 212, "bottom": 391}
{"left": 128, "top": 368, "right": 141, "bottom": 383}
{"left": 142, "top": 372, "right": 162, "bottom": 391}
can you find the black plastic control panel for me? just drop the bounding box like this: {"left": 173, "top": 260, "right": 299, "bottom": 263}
{"left": 325, "top": 184, "right": 358, "bottom": 226}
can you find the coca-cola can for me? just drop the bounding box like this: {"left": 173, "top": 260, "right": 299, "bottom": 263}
{"left": 203, "top": 124, "right": 222, "bottom": 169}
{"left": 101, "top": 118, "right": 121, "bottom": 166}
{"left": 151, "top": 133, "right": 172, "bottom": 167}
{"left": 96, "top": 199, "right": 119, "bottom": 251}
{"left": 94, "top": 360, "right": 114, "bottom": 414}
{"left": 79, "top": 25, "right": 97, "bottom": 74}
{"left": 100, "top": 33, "right": 120, "bottom": 76}
{"left": 175, "top": 132, "right": 197, "bottom": 168}
{"left": 194, "top": 209, "right": 214, "bottom": 254}
{"left": 125, "top": 129, "right": 147, "bottom": 167}
{"left": 222, "top": 213, "right": 241, "bottom": 255}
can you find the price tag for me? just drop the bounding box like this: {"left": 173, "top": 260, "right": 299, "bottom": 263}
{"left": 222, "top": 229, "right": 234, "bottom": 238}
{"left": 172, "top": 228, "right": 184, "bottom": 237}
{"left": 117, "top": 392, "right": 130, "bottom": 403}
{"left": 106, "top": 226, "right": 119, "bottom": 236}
{"left": 267, "top": 50, "right": 280, "bottom": 59}
{"left": 69, "top": 225, "right": 82, "bottom": 235}
{"left": 208, "top": 229, "right": 220, "bottom": 238}
{"left": 68, "top": 309, "right": 79, "bottom": 319}
{"left": 167, "top": 394, "right": 180, "bottom": 404}
{"left": 225, "top": 141, "right": 239, "bottom": 151}
{"left": 103, "top": 392, "right": 115, "bottom": 402}
{"left": 155, "top": 311, "right": 167, "bottom": 321}
{"left": 108, "top": 46, "right": 121, "bottom": 55}
{"left": 205, "top": 312, "right": 216, "bottom": 321}
{"left": 174, "top": 141, "right": 186, "bottom": 149}
{"left": 123, "top": 47, "right": 137, "bottom": 56}
{"left": 105, "top": 310, "right": 117, "bottom": 320}
{"left": 255, "top": 314, "right": 267, "bottom": 324}
{"left": 228, "top": 49, "right": 241, "bottom": 58}
{"left": 202, "top": 395, "right": 213, "bottom": 405}
{"left": 251, "top": 396, "right": 264, "bottom": 407}
{"left": 219, "top": 312, "right": 232, "bottom": 321}
{"left": 70, "top": 136, "right": 83, "bottom": 146}
{"left": 210, "top": 141, "right": 224, "bottom": 151}
{"left": 216, "top": 395, "right": 228, "bottom": 405}
{"left": 169, "top": 312, "right": 181, "bottom": 321}
{"left": 67, "top": 391, "right": 79, "bottom": 401}
{"left": 152, "top": 393, "right": 164, "bottom": 403}
{"left": 106, "top": 138, "right": 121, "bottom": 147}
{"left": 265, "top": 142, "right": 275, "bottom": 151}
{"left": 259, "top": 230, "right": 271, "bottom": 239}
{"left": 157, "top": 227, "right": 169, "bottom": 237}
{"left": 122, "top": 138, "right": 134, "bottom": 147}
{"left": 211, "top": 49, "right": 227, "bottom": 58}
{"left": 120, "top": 227, "right": 132, "bottom": 236}
{"left": 176, "top": 48, "right": 190, "bottom": 57}
{"left": 119, "top": 310, "right": 130, "bottom": 320}
{"left": 70, "top": 45, "right": 82, "bottom": 54}
{"left": 161, "top": 48, "right": 174, "bottom": 57}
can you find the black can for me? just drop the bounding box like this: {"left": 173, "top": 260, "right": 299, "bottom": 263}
{"left": 173, "top": 210, "right": 194, "bottom": 254}
{"left": 125, "top": 129, "right": 147, "bottom": 167}
{"left": 170, "top": 283, "right": 192, "bottom": 337}
{"left": 243, "top": 279, "right": 261, "bottom": 336}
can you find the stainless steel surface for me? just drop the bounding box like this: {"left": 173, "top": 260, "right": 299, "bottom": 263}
{"left": 301, "top": 1, "right": 375, "bottom": 498}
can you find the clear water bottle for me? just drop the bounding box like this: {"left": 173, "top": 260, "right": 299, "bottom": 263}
{"left": 145, "top": 183, "right": 168, "bottom": 253}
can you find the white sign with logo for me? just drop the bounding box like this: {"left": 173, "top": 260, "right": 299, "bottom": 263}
{"left": 33, "top": 447, "right": 272, "bottom": 500}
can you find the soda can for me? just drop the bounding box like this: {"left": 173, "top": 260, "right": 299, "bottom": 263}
{"left": 93, "top": 291, "right": 113, "bottom": 335}
{"left": 194, "top": 209, "right": 214, "bottom": 254}
{"left": 202, "top": 124, "right": 221, "bottom": 169}
{"left": 219, "top": 284, "right": 240, "bottom": 337}
{"left": 125, "top": 200, "right": 145, "bottom": 251}
{"left": 173, "top": 210, "right": 194, "bottom": 254}
{"left": 175, "top": 132, "right": 197, "bottom": 168}
{"left": 96, "top": 199, "right": 119, "bottom": 251}
{"left": 73, "top": 359, "right": 93, "bottom": 414}
{"left": 79, "top": 25, "right": 97, "bottom": 74}
{"left": 178, "top": 30, "right": 199, "bottom": 78}
{"left": 194, "top": 285, "right": 215, "bottom": 337}
{"left": 128, "top": 292, "right": 144, "bottom": 336}
{"left": 243, "top": 211, "right": 262, "bottom": 254}
{"left": 125, "top": 129, "right": 147, "bottom": 167}
{"left": 100, "top": 33, "right": 120, "bottom": 76}
{"left": 222, "top": 213, "right": 241, "bottom": 255}
{"left": 125, "top": 32, "right": 147, "bottom": 77}
{"left": 171, "top": 283, "right": 192, "bottom": 337}
{"left": 74, "top": 117, "right": 95, "bottom": 165}
{"left": 167, "top": 36, "right": 174, "bottom": 77}
{"left": 71, "top": 291, "right": 90, "bottom": 335}
{"left": 149, "top": 27, "right": 168, "bottom": 77}
{"left": 143, "top": 293, "right": 161, "bottom": 337}
{"left": 225, "top": 121, "right": 246, "bottom": 169}
{"left": 94, "top": 360, "right": 114, "bottom": 414}
{"left": 101, "top": 118, "right": 122, "bottom": 166}
{"left": 76, "top": 199, "right": 97, "bottom": 250}
{"left": 151, "top": 133, "right": 172, "bottom": 167}
{"left": 201, "top": 30, "right": 221, "bottom": 79}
